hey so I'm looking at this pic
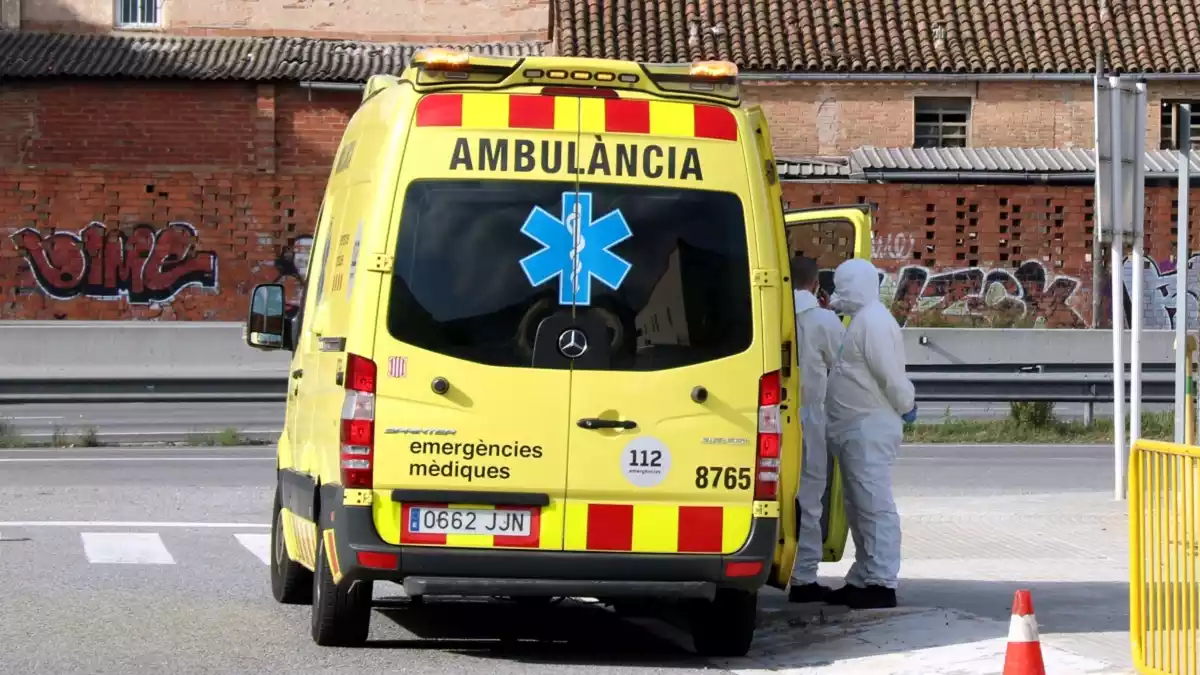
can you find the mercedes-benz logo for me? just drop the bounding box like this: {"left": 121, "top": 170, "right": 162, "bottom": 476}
{"left": 558, "top": 329, "right": 588, "bottom": 359}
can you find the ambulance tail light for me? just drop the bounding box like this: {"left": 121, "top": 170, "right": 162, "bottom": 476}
{"left": 754, "top": 370, "right": 782, "bottom": 501}
{"left": 340, "top": 353, "right": 376, "bottom": 490}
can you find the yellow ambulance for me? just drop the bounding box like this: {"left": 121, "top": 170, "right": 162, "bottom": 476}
{"left": 244, "top": 48, "right": 872, "bottom": 656}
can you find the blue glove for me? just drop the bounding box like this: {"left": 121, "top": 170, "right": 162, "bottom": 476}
{"left": 901, "top": 405, "right": 918, "bottom": 425}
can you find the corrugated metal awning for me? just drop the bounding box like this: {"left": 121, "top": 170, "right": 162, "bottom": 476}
{"left": 777, "top": 146, "right": 1200, "bottom": 181}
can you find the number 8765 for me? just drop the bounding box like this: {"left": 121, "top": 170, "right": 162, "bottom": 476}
{"left": 694, "top": 466, "right": 752, "bottom": 490}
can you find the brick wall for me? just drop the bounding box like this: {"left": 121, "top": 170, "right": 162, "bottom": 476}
{"left": 782, "top": 181, "right": 1200, "bottom": 330}
{"left": 745, "top": 81, "right": 1200, "bottom": 157}
{"left": 25, "top": 0, "right": 551, "bottom": 42}
{"left": 3, "top": 78, "right": 1199, "bottom": 328}
{"left": 0, "top": 80, "right": 359, "bottom": 320}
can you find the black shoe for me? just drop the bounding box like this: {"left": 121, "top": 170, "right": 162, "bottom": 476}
{"left": 822, "top": 583, "right": 863, "bottom": 606}
{"left": 787, "top": 582, "right": 833, "bottom": 603}
{"left": 844, "top": 584, "right": 897, "bottom": 609}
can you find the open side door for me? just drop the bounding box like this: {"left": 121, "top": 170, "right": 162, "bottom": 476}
{"left": 782, "top": 203, "right": 875, "bottom": 568}
{"left": 744, "top": 106, "right": 800, "bottom": 589}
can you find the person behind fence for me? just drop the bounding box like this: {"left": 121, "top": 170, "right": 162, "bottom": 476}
{"left": 786, "top": 256, "right": 845, "bottom": 604}
{"left": 821, "top": 257, "right": 917, "bottom": 610}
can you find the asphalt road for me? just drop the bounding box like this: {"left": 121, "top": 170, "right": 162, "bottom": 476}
{"left": 0, "top": 400, "right": 1165, "bottom": 445}
{"left": 0, "top": 443, "right": 1124, "bottom": 675}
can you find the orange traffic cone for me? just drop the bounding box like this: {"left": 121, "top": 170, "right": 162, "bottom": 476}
{"left": 1003, "top": 589, "right": 1047, "bottom": 675}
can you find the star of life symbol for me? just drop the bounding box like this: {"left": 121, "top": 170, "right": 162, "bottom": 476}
{"left": 518, "top": 192, "right": 632, "bottom": 305}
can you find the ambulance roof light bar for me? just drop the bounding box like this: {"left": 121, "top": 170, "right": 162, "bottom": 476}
{"left": 689, "top": 60, "right": 739, "bottom": 79}
{"left": 413, "top": 47, "right": 472, "bottom": 71}
{"left": 639, "top": 59, "right": 741, "bottom": 102}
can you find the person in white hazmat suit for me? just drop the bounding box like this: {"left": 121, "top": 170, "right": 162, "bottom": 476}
{"left": 785, "top": 256, "right": 845, "bottom": 604}
{"left": 821, "top": 257, "right": 917, "bottom": 610}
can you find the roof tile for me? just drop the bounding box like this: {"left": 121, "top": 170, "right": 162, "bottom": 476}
{"left": 0, "top": 31, "right": 546, "bottom": 81}
{"left": 554, "top": 0, "right": 1200, "bottom": 73}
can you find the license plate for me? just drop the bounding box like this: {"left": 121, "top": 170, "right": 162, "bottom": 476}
{"left": 408, "top": 507, "right": 533, "bottom": 537}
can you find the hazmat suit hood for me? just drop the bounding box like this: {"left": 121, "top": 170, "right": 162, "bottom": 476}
{"left": 829, "top": 258, "right": 881, "bottom": 316}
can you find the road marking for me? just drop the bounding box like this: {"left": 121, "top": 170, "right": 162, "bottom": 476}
{"left": 0, "top": 457, "right": 275, "bottom": 463}
{"left": 0, "top": 521, "right": 269, "bottom": 529}
{"left": 81, "top": 532, "right": 176, "bottom": 564}
{"left": 235, "top": 533, "right": 272, "bottom": 565}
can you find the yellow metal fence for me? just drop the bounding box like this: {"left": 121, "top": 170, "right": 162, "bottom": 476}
{"left": 1130, "top": 438, "right": 1200, "bottom": 674}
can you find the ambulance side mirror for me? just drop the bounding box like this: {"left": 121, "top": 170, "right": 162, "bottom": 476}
{"left": 245, "top": 283, "right": 292, "bottom": 351}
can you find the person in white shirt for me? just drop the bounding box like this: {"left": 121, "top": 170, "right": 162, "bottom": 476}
{"left": 786, "top": 256, "right": 845, "bottom": 603}
{"left": 821, "top": 258, "right": 917, "bottom": 610}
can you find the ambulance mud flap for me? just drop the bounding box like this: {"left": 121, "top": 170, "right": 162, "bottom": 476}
{"left": 322, "top": 485, "right": 778, "bottom": 595}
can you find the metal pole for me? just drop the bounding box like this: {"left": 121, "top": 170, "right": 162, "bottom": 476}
{"left": 1092, "top": 66, "right": 1106, "bottom": 328}
{"left": 1109, "top": 76, "right": 1127, "bottom": 501}
{"left": 1176, "top": 104, "right": 1192, "bottom": 444}
{"left": 1130, "top": 81, "right": 1147, "bottom": 451}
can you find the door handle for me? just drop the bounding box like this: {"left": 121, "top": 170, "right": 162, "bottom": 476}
{"left": 577, "top": 418, "right": 637, "bottom": 430}
{"left": 291, "top": 369, "right": 304, "bottom": 379}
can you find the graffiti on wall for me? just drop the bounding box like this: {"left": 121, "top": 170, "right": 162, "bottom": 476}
{"left": 10, "top": 222, "right": 218, "bottom": 304}
{"left": 871, "top": 233, "right": 916, "bottom": 261}
{"left": 882, "top": 261, "right": 1087, "bottom": 327}
{"left": 1121, "top": 255, "right": 1200, "bottom": 330}
{"left": 272, "top": 235, "right": 313, "bottom": 310}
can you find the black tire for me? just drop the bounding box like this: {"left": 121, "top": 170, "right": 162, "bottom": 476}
{"left": 270, "top": 488, "right": 312, "bottom": 605}
{"left": 690, "top": 589, "right": 758, "bottom": 657}
{"left": 310, "top": 526, "right": 373, "bottom": 646}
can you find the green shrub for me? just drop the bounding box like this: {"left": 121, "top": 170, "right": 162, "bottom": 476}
{"left": 1009, "top": 401, "right": 1057, "bottom": 428}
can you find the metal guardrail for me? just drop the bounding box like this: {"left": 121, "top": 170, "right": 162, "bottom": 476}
{"left": 1129, "top": 438, "right": 1200, "bottom": 675}
{"left": 0, "top": 323, "right": 1188, "bottom": 406}
{"left": 0, "top": 372, "right": 1173, "bottom": 405}
{"left": 0, "top": 377, "right": 286, "bottom": 404}
{"left": 910, "top": 371, "right": 1178, "bottom": 403}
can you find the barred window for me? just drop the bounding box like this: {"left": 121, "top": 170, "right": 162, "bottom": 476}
{"left": 1160, "top": 100, "right": 1200, "bottom": 150}
{"left": 117, "top": 0, "right": 160, "bottom": 27}
{"left": 914, "top": 97, "right": 971, "bottom": 148}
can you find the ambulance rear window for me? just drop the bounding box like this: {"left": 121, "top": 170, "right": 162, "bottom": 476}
{"left": 386, "top": 179, "right": 752, "bottom": 371}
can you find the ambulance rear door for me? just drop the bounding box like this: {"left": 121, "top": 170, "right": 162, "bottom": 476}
{"left": 559, "top": 94, "right": 764, "bottom": 561}
{"left": 368, "top": 90, "right": 594, "bottom": 553}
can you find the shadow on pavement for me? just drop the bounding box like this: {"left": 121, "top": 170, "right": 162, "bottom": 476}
{"left": 890, "top": 578, "right": 1129, "bottom": 634}
{"left": 737, "top": 582, "right": 1131, "bottom": 673}
{"left": 371, "top": 596, "right": 706, "bottom": 667}
{"left": 361, "top": 581, "right": 1129, "bottom": 671}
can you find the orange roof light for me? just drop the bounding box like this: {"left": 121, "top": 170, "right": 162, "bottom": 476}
{"left": 690, "top": 60, "right": 739, "bottom": 79}
{"left": 414, "top": 48, "right": 472, "bottom": 71}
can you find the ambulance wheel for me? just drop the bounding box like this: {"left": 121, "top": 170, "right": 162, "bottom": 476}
{"left": 311, "top": 527, "right": 373, "bottom": 646}
{"left": 270, "top": 489, "right": 312, "bottom": 605}
{"left": 690, "top": 589, "right": 757, "bottom": 657}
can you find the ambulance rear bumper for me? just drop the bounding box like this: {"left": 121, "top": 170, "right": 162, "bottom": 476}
{"left": 322, "top": 486, "right": 777, "bottom": 599}
{"left": 402, "top": 577, "right": 719, "bottom": 600}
